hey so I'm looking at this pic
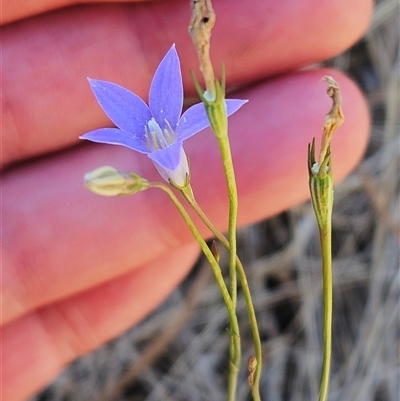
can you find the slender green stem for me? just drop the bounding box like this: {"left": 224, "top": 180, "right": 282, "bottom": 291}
{"left": 217, "top": 133, "right": 238, "bottom": 308}
{"left": 194, "top": 75, "right": 240, "bottom": 399}
{"left": 317, "top": 225, "right": 333, "bottom": 401}
{"left": 150, "top": 182, "right": 241, "bottom": 401}
{"left": 180, "top": 188, "right": 262, "bottom": 401}
{"left": 216, "top": 134, "right": 240, "bottom": 401}
{"left": 192, "top": 74, "right": 238, "bottom": 309}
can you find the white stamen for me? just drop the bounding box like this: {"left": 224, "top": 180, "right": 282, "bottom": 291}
{"left": 144, "top": 118, "right": 177, "bottom": 151}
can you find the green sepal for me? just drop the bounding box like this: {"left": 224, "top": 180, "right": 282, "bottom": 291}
{"left": 308, "top": 138, "right": 317, "bottom": 175}
{"left": 308, "top": 138, "right": 334, "bottom": 229}
{"left": 190, "top": 68, "right": 228, "bottom": 140}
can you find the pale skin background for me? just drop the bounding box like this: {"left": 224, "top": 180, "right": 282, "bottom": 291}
{"left": 2, "top": 1, "right": 373, "bottom": 400}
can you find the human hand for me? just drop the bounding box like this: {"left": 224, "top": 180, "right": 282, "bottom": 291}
{"left": 2, "top": 1, "right": 372, "bottom": 400}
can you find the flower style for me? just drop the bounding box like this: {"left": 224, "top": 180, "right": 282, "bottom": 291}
{"left": 80, "top": 45, "right": 247, "bottom": 187}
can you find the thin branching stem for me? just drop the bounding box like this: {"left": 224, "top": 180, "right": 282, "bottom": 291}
{"left": 150, "top": 182, "right": 241, "bottom": 401}
{"left": 180, "top": 188, "right": 262, "bottom": 401}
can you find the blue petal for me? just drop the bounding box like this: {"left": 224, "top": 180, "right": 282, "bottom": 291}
{"left": 149, "top": 45, "right": 183, "bottom": 131}
{"left": 226, "top": 99, "right": 248, "bottom": 116}
{"left": 176, "top": 102, "right": 210, "bottom": 141}
{"left": 147, "top": 141, "right": 183, "bottom": 170}
{"left": 147, "top": 142, "right": 189, "bottom": 187}
{"left": 177, "top": 99, "right": 248, "bottom": 141}
{"left": 80, "top": 128, "right": 149, "bottom": 154}
{"left": 89, "top": 79, "right": 151, "bottom": 138}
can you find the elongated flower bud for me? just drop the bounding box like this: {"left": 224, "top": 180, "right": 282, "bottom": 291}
{"left": 84, "top": 166, "right": 149, "bottom": 197}
{"left": 308, "top": 76, "right": 344, "bottom": 229}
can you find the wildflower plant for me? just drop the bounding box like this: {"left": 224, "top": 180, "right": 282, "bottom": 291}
{"left": 81, "top": 45, "right": 246, "bottom": 188}
{"left": 80, "top": 1, "right": 342, "bottom": 400}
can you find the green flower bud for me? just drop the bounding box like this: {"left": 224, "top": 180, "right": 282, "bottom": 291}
{"left": 84, "top": 166, "right": 149, "bottom": 197}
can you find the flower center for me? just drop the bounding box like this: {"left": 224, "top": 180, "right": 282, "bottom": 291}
{"left": 145, "top": 118, "right": 177, "bottom": 151}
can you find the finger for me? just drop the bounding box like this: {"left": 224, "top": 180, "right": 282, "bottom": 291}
{"left": 1, "top": 242, "right": 200, "bottom": 401}
{"left": 2, "top": 0, "right": 372, "bottom": 165}
{"left": 2, "top": 69, "right": 370, "bottom": 325}
{"left": 1, "top": 0, "right": 150, "bottom": 25}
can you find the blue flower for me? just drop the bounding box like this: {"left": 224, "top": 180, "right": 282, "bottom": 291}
{"left": 80, "top": 45, "right": 247, "bottom": 187}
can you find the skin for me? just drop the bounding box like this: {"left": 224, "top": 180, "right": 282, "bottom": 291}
{"left": 1, "top": 0, "right": 372, "bottom": 400}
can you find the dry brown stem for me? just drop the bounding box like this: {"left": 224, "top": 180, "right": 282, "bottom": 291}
{"left": 188, "top": 0, "right": 216, "bottom": 99}
{"left": 319, "top": 76, "right": 345, "bottom": 165}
